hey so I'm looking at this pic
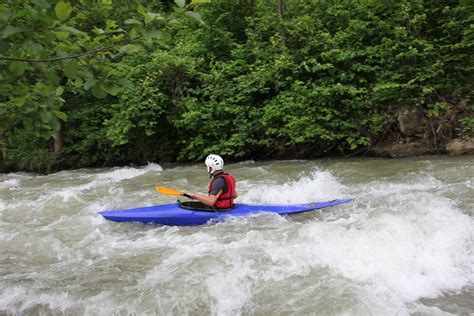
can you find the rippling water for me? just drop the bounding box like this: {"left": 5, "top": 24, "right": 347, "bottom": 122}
{"left": 1, "top": 157, "right": 473, "bottom": 315}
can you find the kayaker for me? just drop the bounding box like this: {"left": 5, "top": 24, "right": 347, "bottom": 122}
{"left": 187, "top": 154, "right": 237, "bottom": 209}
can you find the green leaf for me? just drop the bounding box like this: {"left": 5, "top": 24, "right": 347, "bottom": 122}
{"left": 75, "top": 11, "right": 87, "bottom": 20}
{"left": 185, "top": 11, "right": 205, "bottom": 25}
{"left": 73, "top": 76, "right": 84, "bottom": 88}
{"left": 12, "top": 96, "right": 27, "bottom": 107}
{"left": 34, "top": 83, "right": 57, "bottom": 96}
{"left": 84, "top": 77, "right": 98, "bottom": 90}
{"left": 106, "top": 19, "right": 117, "bottom": 29}
{"left": 55, "top": 2, "right": 73, "bottom": 21}
{"left": 91, "top": 83, "right": 107, "bottom": 98}
{"left": 137, "top": 5, "right": 146, "bottom": 15}
{"left": 40, "top": 111, "right": 52, "bottom": 124}
{"left": 128, "top": 27, "right": 139, "bottom": 39}
{"left": 92, "top": 27, "right": 105, "bottom": 35}
{"left": 53, "top": 110, "right": 68, "bottom": 122}
{"left": 59, "top": 25, "right": 85, "bottom": 36}
{"left": 0, "top": 8, "right": 12, "bottom": 24}
{"left": 173, "top": 6, "right": 186, "bottom": 14}
{"left": 53, "top": 31, "right": 68, "bottom": 40}
{"left": 117, "top": 78, "right": 133, "bottom": 89}
{"left": 175, "top": 0, "right": 186, "bottom": 8}
{"left": 22, "top": 39, "right": 44, "bottom": 55}
{"left": 101, "top": 0, "right": 113, "bottom": 6}
{"left": 144, "top": 30, "right": 172, "bottom": 42}
{"left": 9, "top": 61, "right": 28, "bottom": 76}
{"left": 119, "top": 44, "right": 140, "bottom": 54}
{"left": 1, "top": 26, "right": 23, "bottom": 38}
{"left": 31, "top": 0, "right": 52, "bottom": 8}
{"left": 124, "top": 19, "right": 143, "bottom": 26}
{"left": 143, "top": 12, "right": 158, "bottom": 24}
{"left": 157, "top": 31, "right": 172, "bottom": 42}
{"left": 103, "top": 83, "right": 121, "bottom": 96}
{"left": 55, "top": 87, "right": 64, "bottom": 96}
{"left": 191, "top": 0, "right": 211, "bottom": 4}
{"left": 63, "top": 60, "right": 78, "bottom": 79}
{"left": 50, "top": 115, "right": 61, "bottom": 131}
{"left": 111, "top": 34, "right": 125, "bottom": 43}
{"left": 0, "top": 85, "right": 12, "bottom": 96}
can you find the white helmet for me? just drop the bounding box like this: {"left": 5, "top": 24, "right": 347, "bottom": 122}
{"left": 205, "top": 154, "right": 224, "bottom": 174}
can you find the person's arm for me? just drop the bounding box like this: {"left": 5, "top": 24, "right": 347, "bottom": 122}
{"left": 188, "top": 189, "right": 236, "bottom": 206}
{"left": 187, "top": 177, "right": 225, "bottom": 206}
{"left": 187, "top": 192, "right": 219, "bottom": 207}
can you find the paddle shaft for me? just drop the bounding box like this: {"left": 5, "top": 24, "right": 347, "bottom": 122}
{"left": 156, "top": 186, "right": 192, "bottom": 199}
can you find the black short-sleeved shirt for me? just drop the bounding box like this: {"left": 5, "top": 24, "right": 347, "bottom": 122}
{"left": 210, "top": 177, "right": 227, "bottom": 195}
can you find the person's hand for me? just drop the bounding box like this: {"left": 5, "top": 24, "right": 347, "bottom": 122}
{"left": 186, "top": 193, "right": 197, "bottom": 200}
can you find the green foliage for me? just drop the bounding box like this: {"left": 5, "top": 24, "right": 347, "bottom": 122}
{"left": 427, "top": 102, "right": 450, "bottom": 118}
{"left": 1, "top": 0, "right": 209, "bottom": 171}
{"left": 4, "top": 130, "right": 57, "bottom": 173}
{"left": 3, "top": 0, "right": 473, "bottom": 172}
{"left": 0, "top": 0, "right": 203, "bottom": 138}
{"left": 59, "top": 96, "right": 116, "bottom": 167}
{"left": 457, "top": 117, "right": 474, "bottom": 140}
{"left": 104, "top": 51, "right": 192, "bottom": 151}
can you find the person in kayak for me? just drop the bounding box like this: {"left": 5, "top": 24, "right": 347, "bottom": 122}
{"left": 187, "top": 154, "right": 237, "bottom": 209}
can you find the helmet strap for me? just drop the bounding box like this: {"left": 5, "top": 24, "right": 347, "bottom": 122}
{"left": 210, "top": 170, "right": 223, "bottom": 178}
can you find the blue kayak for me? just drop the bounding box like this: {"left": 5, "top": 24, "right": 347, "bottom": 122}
{"left": 100, "top": 199, "right": 353, "bottom": 226}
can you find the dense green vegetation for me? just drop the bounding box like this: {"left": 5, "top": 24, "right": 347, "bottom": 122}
{"left": 1, "top": 0, "right": 473, "bottom": 172}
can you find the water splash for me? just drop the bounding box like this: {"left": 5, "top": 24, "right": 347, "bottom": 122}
{"left": 97, "top": 163, "right": 163, "bottom": 181}
{"left": 241, "top": 168, "right": 346, "bottom": 204}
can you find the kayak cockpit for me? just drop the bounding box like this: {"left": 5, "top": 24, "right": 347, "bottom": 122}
{"left": 177, "top": 200, "right": 233, "bottom": 212}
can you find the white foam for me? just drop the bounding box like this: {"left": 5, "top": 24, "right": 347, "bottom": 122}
{"left": 52, "top": 181, "right": 99, "bottom": 202}
{"left": 39, "top": 163, "right": 162, "bottom": 203}
{"left": 206, "top": 257, "right": 253, "bottom": 315}
{"left": 97, "top": 163, "right": 163, "bottom": 181}
{"left": 241, "top": 169, "right": 346, "bottom": 204}
{"left": 0, "top": 286, "right": 79, "bottom": 313}
{"left": 292, "top": 196, "right": 473, "bottom": 304}
{"left": 0, "top": 178, "right": 20, "bottom": 187}
{"left": 362, "top": 175, "right": 444, "bottom": 198}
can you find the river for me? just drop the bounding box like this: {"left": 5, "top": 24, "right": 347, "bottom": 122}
{"left": 1, "top": 156, "right": 473, "bottom": 315}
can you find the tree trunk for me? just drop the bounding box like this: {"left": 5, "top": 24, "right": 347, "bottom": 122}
{"left": 0, "top": 131, "right": 5, "bottom": 172}
{"left": 276, "top": 0, "right": 287, "bottom": 46}
{"left": 53, "top": 127, "right": 63, "bottom": 154}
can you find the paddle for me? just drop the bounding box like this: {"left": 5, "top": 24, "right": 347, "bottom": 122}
{"left": 155, "top": 186, "right": 192, "bottom": 198}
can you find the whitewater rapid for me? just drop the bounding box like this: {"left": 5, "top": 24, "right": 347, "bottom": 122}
{"left": 0, "top": 157, "right": 473, "bottom": 315}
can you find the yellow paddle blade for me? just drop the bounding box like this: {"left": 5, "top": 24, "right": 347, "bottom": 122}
{"left": 155, "top": 186, "right": 184, "bottom": 196}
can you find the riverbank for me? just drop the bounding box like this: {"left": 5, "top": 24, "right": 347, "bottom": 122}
{"left": 2, "top": 133, "right": 473, "bottom": 174}
{"left": 1, "top": 145, "right": 473, "bottom": 175}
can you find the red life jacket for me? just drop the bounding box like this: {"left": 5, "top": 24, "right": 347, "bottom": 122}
{"left": 208, "top": 172, "right": 236, "bottom": 209}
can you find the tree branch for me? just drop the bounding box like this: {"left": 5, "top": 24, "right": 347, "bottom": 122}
{"left": 0, "top": 40, "right": 138, "bottom": 63}
{"left": 0, "top": 47, "right": 110, "bottom": 63}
